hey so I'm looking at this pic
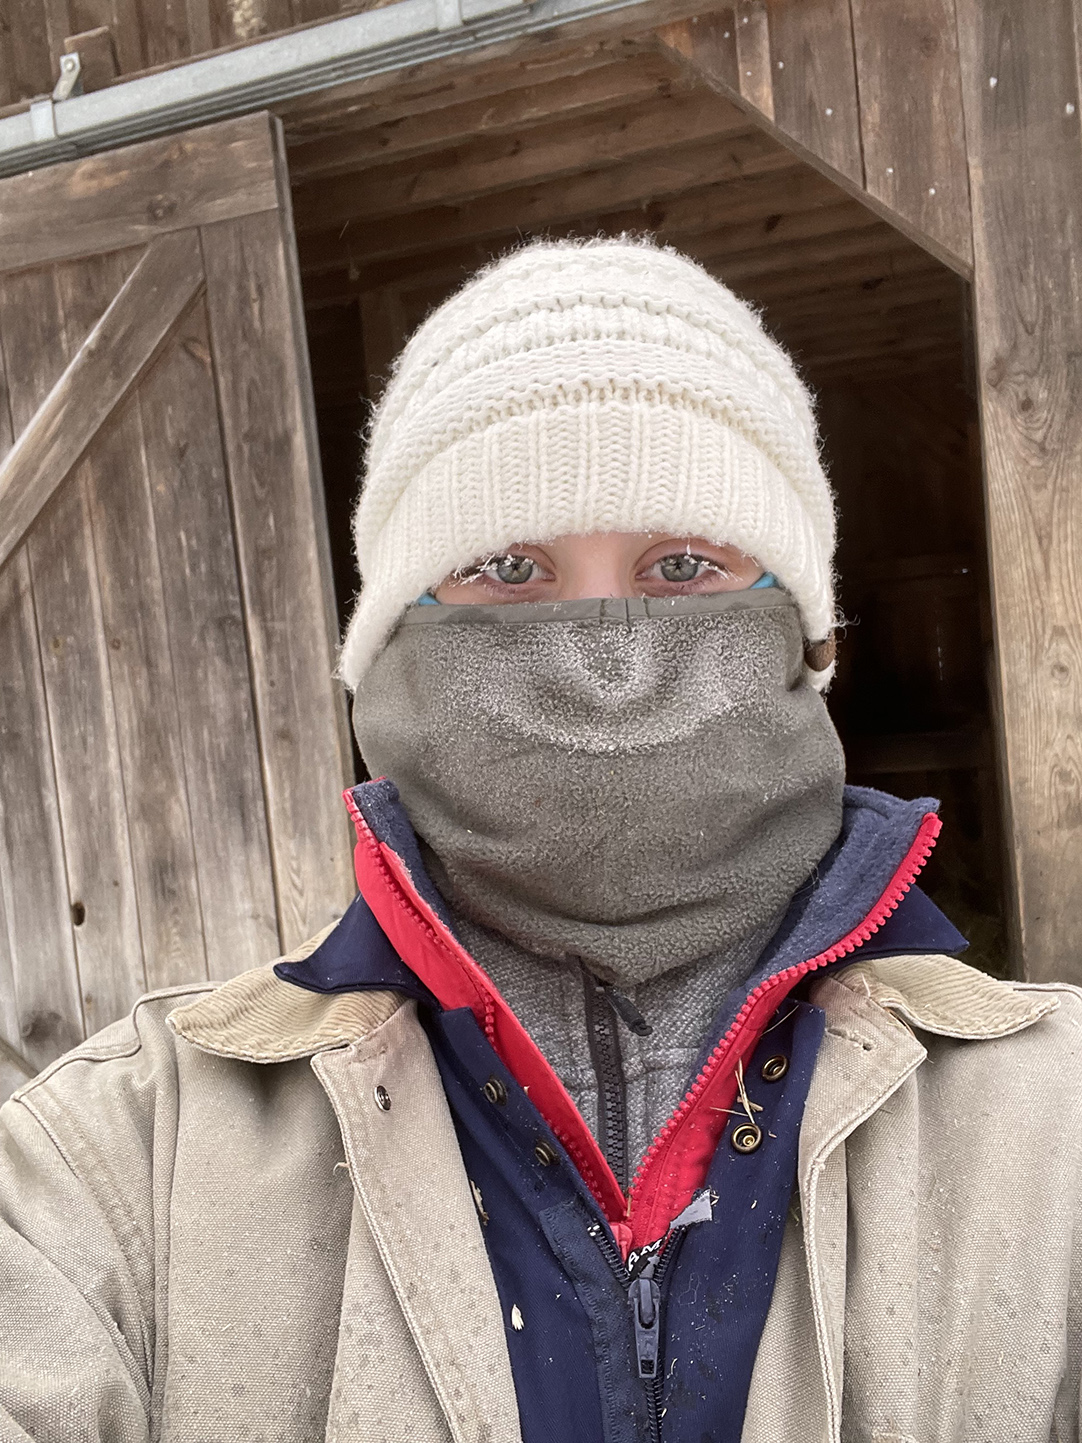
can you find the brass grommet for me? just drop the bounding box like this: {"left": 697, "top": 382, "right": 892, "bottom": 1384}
{"left": 373, "top": 1084, "right": 391, "bottom": 1111}
{"left": 533, "top": 1140, "right": 559, "bottom": 1167}
{"left": 731, "top": 1123, "right": 763, "bottom": 1154}
{"left": 761, "top": 1054, "right": 789, "bottom": 1083}
{"left": 483, "top": 1075, "right": 508, "bottom": 1106}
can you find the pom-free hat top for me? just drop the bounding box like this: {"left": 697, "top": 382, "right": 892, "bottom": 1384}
{"left": 339, "top": 237, "right": 836, "bottom": 691}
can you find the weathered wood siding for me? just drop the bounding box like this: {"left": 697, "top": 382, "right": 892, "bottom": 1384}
{"left": 656, "top": 0, "right": 972, "bottom": 276}
{"left": 956, "top": 0, "right": 1082, "bottom": 979}
{"left": 0, "top": 112, "right": 354, "bottom": 1100}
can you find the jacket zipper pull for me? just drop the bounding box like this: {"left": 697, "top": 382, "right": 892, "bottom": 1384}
{"left": 628, "top": 1275, "right": 662, "bottom": 1378}
{"left": 603, "top": 984, "right": 652, "bottom": 1037}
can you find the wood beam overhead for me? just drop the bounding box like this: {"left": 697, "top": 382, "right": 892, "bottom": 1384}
{"left": 298, "top": 193, "right": 884, "bottom": 308}
{"left": 297, "top": 128, "right": 795, "bottom": 271}
{"left": 291, "top": 87, "right": 750, "bottom": 230}
{"left": 281, "top": 35, "right": 656, "bottom": 143}
{"left": 299, "top": 162, "right": 857, "bottom": 300}
{"left": 287, "top": 53, "right": 685, "bottom": 184}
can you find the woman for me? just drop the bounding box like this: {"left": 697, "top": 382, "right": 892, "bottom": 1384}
{"left": 2, "top": 239, "right": 1080, "bottom": 1442}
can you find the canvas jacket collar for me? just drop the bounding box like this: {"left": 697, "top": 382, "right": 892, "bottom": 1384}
{"left": 169, "top": 941, "right": 1054, "bottom": 1066}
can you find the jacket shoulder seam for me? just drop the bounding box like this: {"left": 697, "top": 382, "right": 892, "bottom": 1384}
{"left": 12, "top": 982, "right": 218, "bottom": 1099}
{"left": 5, "top": 1091, "right": 156, "bottom": 1342}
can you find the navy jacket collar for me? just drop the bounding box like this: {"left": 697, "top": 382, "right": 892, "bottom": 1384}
{"left": 277, "top": 782, "right": 965, "bottom": 1001}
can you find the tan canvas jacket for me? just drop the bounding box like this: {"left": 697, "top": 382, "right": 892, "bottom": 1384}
{"left": 1, "top": 941, "right": 1080, "bottom": 1442}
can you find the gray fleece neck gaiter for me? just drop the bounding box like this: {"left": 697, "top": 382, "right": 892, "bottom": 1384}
{"left": 351, "top": 590, "right": 845, "bottom": 988}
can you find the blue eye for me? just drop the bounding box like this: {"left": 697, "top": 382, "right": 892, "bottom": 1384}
{"left": 493, "top": 555, "right": 535, "bottom": 584}
{"left": 659, "top": 554, "right": 702, "bottom": 583}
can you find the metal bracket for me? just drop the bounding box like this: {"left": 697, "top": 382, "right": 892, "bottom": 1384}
{"left": 434, "top": 0, "right": 464, "bottom": 29}
{"left": 28, "top": 97, "right": 56, "bottom": 140}
{"left": 52, "top": 51, "right": 83, "bottom": 101}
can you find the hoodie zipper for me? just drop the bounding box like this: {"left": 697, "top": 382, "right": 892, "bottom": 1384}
{"left": 583, "top": 966, "right": 629, "bottom": 1191}
{"left": 582, "top": 968, "right": 653, "bottom": 1192}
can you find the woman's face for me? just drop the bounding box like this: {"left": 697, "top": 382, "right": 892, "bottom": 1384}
{"left": 433, "top": 533, "right": 765, "bottom": 605}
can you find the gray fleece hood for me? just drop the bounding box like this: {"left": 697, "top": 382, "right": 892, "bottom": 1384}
{"left": 351, "top": 589, "right": 845, "bottom": 986}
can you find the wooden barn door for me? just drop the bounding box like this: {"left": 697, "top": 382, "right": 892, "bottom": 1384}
{"left": 0, "top": 113, "right": 354, "bottom": 1100}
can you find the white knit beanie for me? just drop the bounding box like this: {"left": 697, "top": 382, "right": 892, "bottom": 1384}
{"left": 339, "top": 238, "right": 837, "bottom": 691}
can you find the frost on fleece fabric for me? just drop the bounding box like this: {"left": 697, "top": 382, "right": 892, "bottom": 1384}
{"left": 351, "top": 590, "right": 845, "bottom": 981}
{"left": 339, "top": 238, "right": 838, "bottom": 691}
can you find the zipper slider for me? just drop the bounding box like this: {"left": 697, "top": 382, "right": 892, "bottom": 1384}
{"left": 603, "top": 983, "right": 652, "bottom": 1036}
{"left": 628, "top": 1276, "right": 661, "bottom": 1378}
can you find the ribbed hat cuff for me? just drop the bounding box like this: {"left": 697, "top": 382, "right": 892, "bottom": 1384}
{"left": 340, "top": 401, "right": 834, "bottom": 691}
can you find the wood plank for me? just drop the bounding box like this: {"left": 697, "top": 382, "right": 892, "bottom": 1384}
{"left": 0, "top": 1000, "right": 38, "bottom": 1099}
{"left": 201, "top": 207, "right": 354, "bottom": 950}
{"left": 80, "top": 350, "right": 209, "bottom": 993}
{"left": 214, "top": 0, "right": 291, "bottom": 45}
{"left": 138, "top": 299, "right": 280, "bottom": 974}
{"left": 0, "top": 0, "right": 54, "bottom": 104}
{"left": 185, "top": 0, "right": 214, "bottom": 55}
{"left": 287, "top": 54, "right": 686, "bottom": 184}
{"left": 0, "top": 306, "right": 23, "bottom": 1098}
{"left": 292, "top": 89, "right": 750, "bottom": 232}
{"left": 0, "top": 299, "right": 85, "bottom": 1078}
{"left": 654, "top": 15, "right": 972, "bottom": 279}
{"left": 359, "top": 286, "right": 410, "bottom": 400}
{"left": 733, "top": 241, "right": 948, "bottom": 307}
{"left": 655, "top": 10, "right": 739, "bottom": 92}
{"left": 3, "top": 254, "right": 148, "bottom": 1041}
{"left": 41, "top": 0, "right": 72, "bottom": 84}
{"left": 688, "top": 205, "right": 888, "bottom": 274}
{"left": 0, "top": 549, "right": 86, "bottom": 1068}
{"left": 298, "top": 129, "right": 795, "bottom": 272}
{"left": 0, "top": 112, "right": 280, "bottom": 272}
{"left": 138, "top": 0, "right": 188, "bottom": 68}
{"left": 768, "top": 0, "right": 864, "bottom": 185}
{"left": 62, "top": 24, "right": 120, "bottom": 90}
{"left": 300, "top": 162, "right": 841, "bottom": 301}
{"left": 281, "top": 34, "right": 649, "bottom": 141}
{"left": 0, "top": 229, "right": 205, "bottom": 576}
{"left": 341, "top": 218, "right": 921, "bottom": 331}
{"left": 304, "top": 195, "right": 876, "bottom": 310}
{"left": 955, "top": 0, "right": 1082, "bottom": 981}
{"left": 106, "top": 0, "right": 145, "bottom": 73}
{"left": 735, "top": 0, "right": 773, "bottom": 120}
{"left": 850, "top": 0, "right": 971, "bottom": 272}
{"left": 291, "top": 0, "right": 340, "bottom": 24}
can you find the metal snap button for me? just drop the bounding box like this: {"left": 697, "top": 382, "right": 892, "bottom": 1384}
{"left": 731, "top": 1123, "right": 763, "bottom": 1154}
{"left": 483, "top": 1075, "right": 508, "bottom": 1106}
{"left": 373, "top": 1084, "right": 392, "bottom": 1111}
{"left": 533, "top": 1140, "right": 559, "bottom": 1167}
{"left": 761, "top": 1054, "right": 789, "bottom": 1083}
